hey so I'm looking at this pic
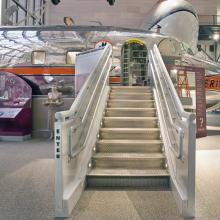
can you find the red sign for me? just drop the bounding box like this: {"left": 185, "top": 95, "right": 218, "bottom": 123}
{"left": 205, "top": 75, "right": 220, "bottom": 91}
{"left": 94, "top": 40, "right": 112, "bottom": 49}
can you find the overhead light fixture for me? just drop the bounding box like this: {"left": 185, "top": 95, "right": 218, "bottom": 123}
{"left": 213, "top": 33, "right": 220, "bottom": 41}
{"left": 51, "top": 0, "right": 60, "bottom": 5}
{"left": 107, "top": 0, "right": 115, "bottom": 6}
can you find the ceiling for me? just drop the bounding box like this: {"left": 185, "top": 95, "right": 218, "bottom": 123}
{"left": 46, "top": 0, "right": 217, "bottom": 28}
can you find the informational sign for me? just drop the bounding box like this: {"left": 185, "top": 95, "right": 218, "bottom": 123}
{"left": 75, "top": 47, "right": 105, "bottom": 96}
{"left": 0, "top": 108, "right": 22, "bottom": 118}
{"left": 205, "top": 75, "right": 220, "bottom": 91}
{"left": 0, "top": 71, "right": 32, "bottom": 108}
{"left": 95, "top": 40, "right": 112, "bottom": 49}
{"left": 166, "top": 65, "right": 207, "bottom": 138}
{"left": 195, "top": 68, "right": 207, "bottom": 138}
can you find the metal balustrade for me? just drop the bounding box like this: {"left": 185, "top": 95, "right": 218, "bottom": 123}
{"left": 54, "top": 45, "right": 112, "bottom": 217}
{"left": 149, "top": 44, "right": 196, "bottom": 217}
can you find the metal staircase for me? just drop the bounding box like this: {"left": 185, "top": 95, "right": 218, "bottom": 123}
{"left": 87, "top": 86, "right": 170, "bottom": 188}
{"left": 55, "top": 45, "right": 196, "bottom": 218}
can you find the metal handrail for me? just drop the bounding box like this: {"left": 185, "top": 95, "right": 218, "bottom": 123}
{"left": 153, "top": 45, "right": 195, "bottom": 121}
{"left": 69, "top": 64, "right": 111, "bottom": 159}
{"left": 150, "top": 55, "right": 183, "bottom": 159}
{"left": 69, "top": 50, "right": 112, "bottom": 158}
{"left": 150, "top": 44, "right": 195, "bottom": 160}
{"left": 55, "top": 45, "right": 112, "bottom": 158}
{"left": 55, "top": 46, "right": 111, "bottom": 122}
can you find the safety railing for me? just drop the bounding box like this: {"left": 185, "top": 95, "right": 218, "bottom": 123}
{"left": 149, "top": 44, "right": 196, "bottom": 217}
{"left": 54, "top": 45, "right": 112, "bottom": 217}
{"left": 56, "top": 45, "right": 112, "bottom": 156}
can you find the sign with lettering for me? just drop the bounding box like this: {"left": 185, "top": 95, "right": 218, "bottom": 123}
{"left": 95, "top": 40, "right": 112, "bottom": 49}
{"left": 205, "top": 75, "right": 220, "bottom": 91}
{"left": 195, "top": 68, "right": 207, "bottom": 138}
{"left": 166, "top": 65, "right": 207, "bottom": 138}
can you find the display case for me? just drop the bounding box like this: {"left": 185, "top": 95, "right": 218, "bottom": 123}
{"left": 0, "top": 72, "right": 32, "bottom": 141}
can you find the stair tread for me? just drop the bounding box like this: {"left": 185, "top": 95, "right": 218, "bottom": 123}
{"left": 110, "top": 92, "right": 152, "bottom": 95}
{"left": 88, "top": 168, "right": 169, "bottom": 177}
{"left": 106, "top": 108, "right": 156, "bottom": 110}
{"left": 101, "top": 128, "right": 160, "bottom": 131}
{"left": 111, "top": 86, "right": 151, "bottom": 89}
{"left": 104, "top": 117, "right": 157, "bottom": 120}
{"left": 93, "top": 152, "right": 165, "bottom": 159}
{"left": 109, "top": 99, "right": 154, "bottom": 102}
{"left": 98, "top": 139, "right": 163, "bottom": 144}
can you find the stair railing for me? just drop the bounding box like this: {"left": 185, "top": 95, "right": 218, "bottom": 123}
{"left": 149, "top": 44, "right": 196, "bottom": 218}
{"left": 54, "top": 45, "right": 112, "bottom": 217}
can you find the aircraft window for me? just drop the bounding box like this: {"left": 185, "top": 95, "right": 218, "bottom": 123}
{"left": 31, "top": 50, "right": 46, "bottom": 64}
{"left": 66, "top": 51, "right": 79, "bottom": 65}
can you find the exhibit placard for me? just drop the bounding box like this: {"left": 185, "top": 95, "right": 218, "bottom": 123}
{"left": 166, "top": 65, "right": 207, "bottom": 137}
{"left": 0, "top": 108, "right": 22, "bottom": 118}
{"left": 75, "top": 47, "right": 105, "bottom": 95}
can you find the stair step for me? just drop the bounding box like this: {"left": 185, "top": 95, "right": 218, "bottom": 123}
{"left": 105, "top": 108, "right": 156, "bottom": 117}
{"left": 88, "top": 168, "right": 169, "bottom": 177}
{"left": 111, "top": 86, "right": 151, "bottom": 92}
{"left": 108, "top": 100, "right": 154, "bottom": 108}
{"left": 100, "top": 128, "right": 160, "bottom": 140}
{"left": 103, "top": 117, "right": 158, "bottom": 128}
{"left": 93, "top": 153, "right": 165, "bottom": 160}
{"left": 97, "top": 139, "right": 163, "bottom": 153}
{"left": 109, "top": 93, "right": 153, "bottom": 100}
{"left": 86, "top": 174, "right": 170, "bottom": 189}
{"left": 110, "top": 92, "right": 152, "bottom": 96}
{"left": 86, "top": 85, "right": 169, "bottom": 189}
{"left": 92, "top": 153, "right": 166, "bottom": 169}
{"left": 110, "top": 90, "right": 151, "bottom": 94}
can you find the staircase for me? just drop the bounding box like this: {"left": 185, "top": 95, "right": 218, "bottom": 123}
{"left": 87, "top": 86, "right": 169, "bottom": 189}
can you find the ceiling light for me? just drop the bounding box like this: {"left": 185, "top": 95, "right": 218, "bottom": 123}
{"left": 213, "top": 33, "right": 220, "bottom": 41}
